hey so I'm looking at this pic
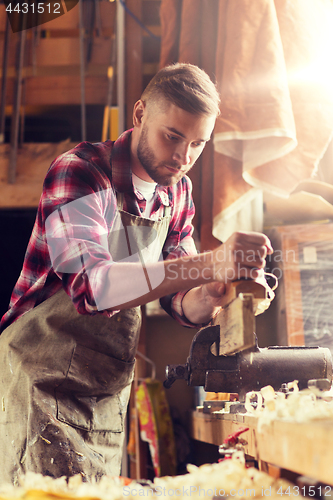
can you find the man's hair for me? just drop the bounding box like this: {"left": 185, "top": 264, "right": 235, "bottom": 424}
{"left": 141, "top": 63, "right": 220, "bottom": 116}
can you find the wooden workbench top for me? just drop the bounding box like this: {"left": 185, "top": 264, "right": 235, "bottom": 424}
{"left": 190, "top": 409, "right": 333, "bottom": 486}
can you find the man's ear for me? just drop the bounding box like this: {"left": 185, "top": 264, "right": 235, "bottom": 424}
{"left": 133, "top": 100, "right": 146, "bottom": 128}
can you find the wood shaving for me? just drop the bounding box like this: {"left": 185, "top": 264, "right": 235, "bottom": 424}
{"left": 0, "top": 457, "right": 295, "bottom": 500}
{"left": 251, "top": 382, "right": 333, "bottom": 432}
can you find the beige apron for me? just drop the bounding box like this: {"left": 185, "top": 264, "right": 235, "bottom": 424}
{"left": 0, "top": 192, "right": 171, "bottom": 485}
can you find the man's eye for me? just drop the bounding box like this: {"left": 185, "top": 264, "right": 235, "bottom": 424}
{"left": 167, "top": 134, "right": 179, "bottom": 141}
{"left": 192, "top": 141, "right": 204, "bottom": 148}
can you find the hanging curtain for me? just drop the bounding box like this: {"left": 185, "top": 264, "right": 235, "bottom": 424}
{"left": 160, "top": 0, "right": 333, "bottom": 243}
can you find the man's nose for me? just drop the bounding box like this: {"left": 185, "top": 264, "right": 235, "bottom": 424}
{"left": 172, "top": 143, "right": 191, "bottom": 166}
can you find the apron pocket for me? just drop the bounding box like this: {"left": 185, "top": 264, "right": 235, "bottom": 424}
{"left": 55, "top": 343, "right": 134, "bottom": 431}
{"left": 56, "top": 391, "right": 126, "bottom": 432}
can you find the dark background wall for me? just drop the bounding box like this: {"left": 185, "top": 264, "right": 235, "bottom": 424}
{"left": 0, "top": 209, "right": 37, "bottom": 321}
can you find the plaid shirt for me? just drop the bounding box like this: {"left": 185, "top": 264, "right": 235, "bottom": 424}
{"left": 0, "top": 129, "right": 199, "bottom": 333}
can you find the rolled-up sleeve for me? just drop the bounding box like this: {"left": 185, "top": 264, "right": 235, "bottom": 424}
{"left": 159, "top": 175, "right": 206, "bottom": 328}
{"left": 45, "top": 188, "right": 121, "bottom": 316}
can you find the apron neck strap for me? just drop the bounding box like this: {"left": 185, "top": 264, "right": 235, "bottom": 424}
{"left": 116, "top": 192, "right": 124, "bottom": 211}
{"left": 163, "top": 205, "right": 171, "bottom": 217}
{"left": 116, "top": 191, "right": 171, "bottom": 219}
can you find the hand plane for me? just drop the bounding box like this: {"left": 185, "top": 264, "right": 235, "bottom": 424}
{"left": 164, "top": 280, "right": 332, "bottom": 400}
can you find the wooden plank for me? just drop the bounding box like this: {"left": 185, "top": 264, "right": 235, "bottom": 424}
{"left": 2, "top": 75, "right": 108, "bottom": 105}
{"left": 25, "top": 75, "right": 108, "bottom": 105}
{"left": 214, "top": 293, "right": 256, "bottom": 355}
{"left": 219, "top": 280, "right": 268, "bottom": 311}
{"left": 0, "top": 141, "right": 77, "bottom": 207}
{"left": 0, "top": 64, "right": 109, "bottom": 78}
{"left": 257, "top": 419, "right": 333, "bottom": 486}
{"left": 190, "top": 410, "right": 258, "bottom": 458}
{"left": 32, "top": 38, "right": 113, "bottom": 66}
{"left": 280, "top": 234, "right": 304, "bottom": 346}
{"left": 213, "top": 282, "right": 267, "bottom": 354}
{"left": 0, "top": 36, "right": 113, "bottom": 71}
{"left": 0, "top": 30, "right": 112, "bottom": 67}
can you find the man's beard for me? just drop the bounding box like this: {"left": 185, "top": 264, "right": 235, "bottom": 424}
{"left": 137, "top": 125, "right": 182, "bottom": 186}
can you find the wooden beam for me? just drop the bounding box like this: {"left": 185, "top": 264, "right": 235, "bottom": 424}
{"left": 214, "top": 293, "right": 256, "bottom": 355}
{"left": 0, "top": 141, "right": 77, "bottom": 207}
{"left": 213, "top": 281, "right": 268, "bottom": 355}
{"left": 0, "top": 65, "right": 111, "bottom": 79}
{"left": 3, "top": 75, "right": 109, "bottom": 105}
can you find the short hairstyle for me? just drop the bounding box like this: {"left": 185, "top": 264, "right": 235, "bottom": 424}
{"left": 141, "top": 63, "right": 220, "bottom": 116}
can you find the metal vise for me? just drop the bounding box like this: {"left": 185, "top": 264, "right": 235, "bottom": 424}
{"left": 164, "top": 324, "right": 333, "bottom": 400}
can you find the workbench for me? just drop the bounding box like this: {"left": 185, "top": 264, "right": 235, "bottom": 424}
{"left": 190, "top": 408, "right": 333, "bottom": 486}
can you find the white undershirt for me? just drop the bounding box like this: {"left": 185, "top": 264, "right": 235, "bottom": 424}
{"left": 132, "top": 173, "right": 157, "bottom": 218}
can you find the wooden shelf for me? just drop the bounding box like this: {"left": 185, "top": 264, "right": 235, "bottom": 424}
{"left": 190, "top": 409, "right": 333, "bottom": 486}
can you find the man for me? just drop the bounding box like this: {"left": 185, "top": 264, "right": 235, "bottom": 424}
{"left": 0, "top": 63, "right": 272, "bottom": 483}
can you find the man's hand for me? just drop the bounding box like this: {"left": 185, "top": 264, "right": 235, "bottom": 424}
{"left": 182, "top": 282, "right": 225, "bottom": 325}
{"left": 210, "top": 231, "right": 273, "bottom": 284}
{"left": 181, "top": 231, "right": 273, "bottom": 325}
{"left": 201, "top": 281, "right": 226, "bottom": 305}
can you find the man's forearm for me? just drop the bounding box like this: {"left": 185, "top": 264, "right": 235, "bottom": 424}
{"left": 94, "top": 231, "right": 273, "bottom": 317}
{"left": 96, "top": 252, "right": 215, "bottom": 312}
